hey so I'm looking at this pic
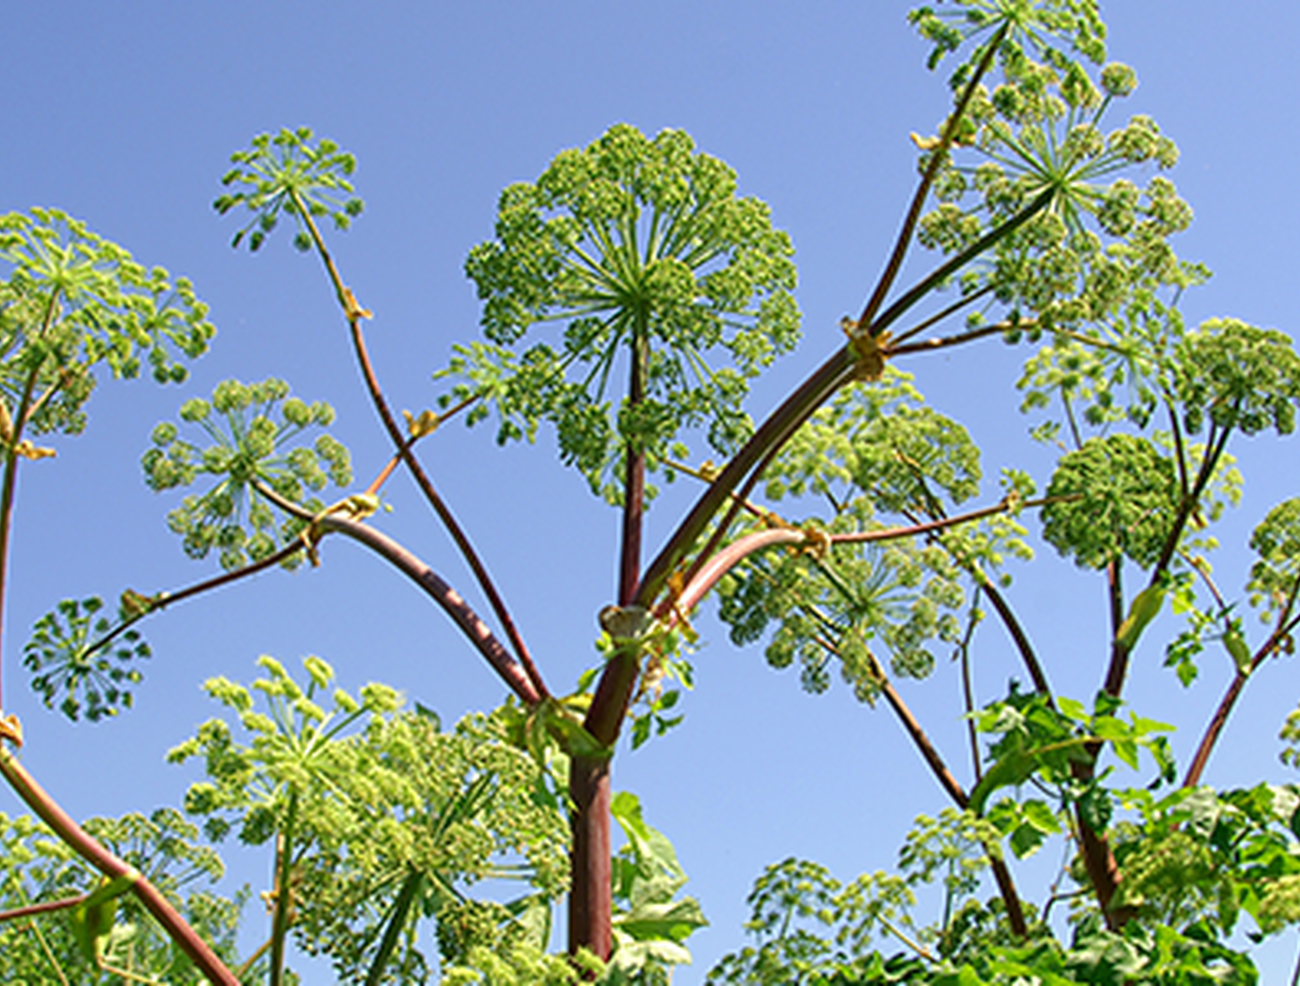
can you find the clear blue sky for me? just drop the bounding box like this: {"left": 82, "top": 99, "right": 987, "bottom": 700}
{"left": 4, "top": 2, "right": 1300, "bottom": 981}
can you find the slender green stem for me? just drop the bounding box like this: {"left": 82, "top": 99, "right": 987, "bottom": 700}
{"left": 958, "top": 588, "right": 984, "bottom": 784}
{"left": 364, "top": 870, "right": 422, "bottom": 986}
{"left": 1181, "top": 548, "right": 1229, "bottom": 618}
{"left": 235, "top": 935, "right": 273, "bottom": 979}
{"left": 269, "top": 787, "right": 299, "bottom": 986}
{"left": 875, "top": 911, "right": 934, "bottom": 964}
{"left": 26, "top": 911, "right": 73, "bottom": 986}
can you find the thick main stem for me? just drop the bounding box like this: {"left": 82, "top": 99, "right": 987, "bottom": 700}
{"left": 567, "top": 754, "right": 613, "bottom": 962}
{"left": 570, "top": 315, "right": 650, "bottom": 963}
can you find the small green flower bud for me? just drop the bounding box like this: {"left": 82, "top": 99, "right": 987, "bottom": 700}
{"left": 1100, "top": 62, "right": 1138, "bottom": 97}
{"left": 180, "top": 398, "right": 211, "bottom": 422}
{"left": 282, "top": 397, "right": 310, "bottom": 426}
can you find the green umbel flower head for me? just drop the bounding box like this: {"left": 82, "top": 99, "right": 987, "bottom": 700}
{"left": 454, "top": 124, "right": 800, "bottom": 502}
{"left": 143, "top": 378, "right": 350, "bottom": 570}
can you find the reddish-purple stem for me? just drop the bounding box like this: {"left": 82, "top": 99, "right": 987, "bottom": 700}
{"left": 0, "top": 893, "right": 88, "bottom": 922}
{"left": 292, "top": 194, "right": 548, "bottom": 701}
{"left": 1184, "top": 595, "right": 1300, "bottom": 788}
{"left": 856, "top": 22, "right": 1010, "bottom": 331}
{"left": 619, "top": 327, "right": 647, "bottom": 606}
{"left": 317, "top": 513, "right": 541, "bottom": 705}
{"left": 0, "top": 749, "right": 240, "bottom": 984}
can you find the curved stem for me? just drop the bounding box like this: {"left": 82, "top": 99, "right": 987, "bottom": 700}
{"left": 971, "top": 568, "right": 1051, "bottom": 697}
{"left": 0, "top": 747, "right": 240, "bottom": 985}
{"left": 290, "top": 192, "right": 547, "bottom": 701}
{"left": 665, "top": 496, "right": 1049, "bottom": 622}
{"left": 78, "top": 539, "right": 305, "bottom": 661}
{"left": 315, "top": 512, "right": 542, "bottom": 706}
{"left": 638, "top": 347, "right": 856, "bottom": 609}
{"left": 248, "top": 481, "right": 539, "bottom": 703}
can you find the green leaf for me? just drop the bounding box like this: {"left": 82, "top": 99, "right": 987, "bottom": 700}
{"left": 614, "top": 896, "right": 708, "bottom": 944}
{"left": 1022, "top": 799, "right": 1062, "bottom": 835}
{"left": 1223, "top": 625, "right": 1253, "bottom": 676}
{"left": 68, "top": 872, "right": 136, "bottom": 965}
{"left": 1115, "top": 584, "right": 1166, "bottom": 651}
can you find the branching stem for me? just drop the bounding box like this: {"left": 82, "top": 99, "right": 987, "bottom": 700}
{"left": 0, "top": 747, "right": 240, "bottom": 985}
{"left": 290, "top": 192, "right": 548, "bottom": 700}
{"left": 856, "top": 21, "right": 1010, "bottom": 331}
